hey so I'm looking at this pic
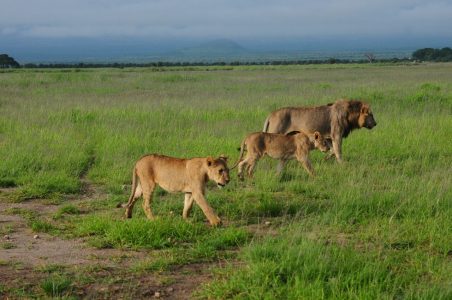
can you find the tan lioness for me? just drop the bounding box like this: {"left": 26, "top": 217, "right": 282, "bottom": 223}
{"left": 232, "top": 131, "right": 330, "bottom": 179}
{"left": 124, "top": 154, "right": 230, "bottom": 226}
{"left": 263, "top": 99, "right": 377, "bottom": 162}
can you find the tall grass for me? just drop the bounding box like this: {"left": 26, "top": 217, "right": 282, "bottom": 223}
{"left": 1, "top": 63, "right": 451, "bottom": 297}
{"left": 200, "top": 225, "right": 451, "bottom": 299}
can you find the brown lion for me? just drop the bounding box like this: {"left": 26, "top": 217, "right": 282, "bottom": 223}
{"left": 231, "top": 130, "right": 330, "bottom": 179}
{"left": 262, "top": 99, "right": 377, "bottom": 163}
{"left": 124, "top": 154, "right": 230, "bottom": 226}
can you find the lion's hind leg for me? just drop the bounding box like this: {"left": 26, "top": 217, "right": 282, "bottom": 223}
{"left": 246, "top": 157, "right": 259, "bottom": 178}
{"left": 237, "top": 159, "right": 249, "bottom": 181}
{"left": 141, "top": 181, "right": 156, "bottom": 220}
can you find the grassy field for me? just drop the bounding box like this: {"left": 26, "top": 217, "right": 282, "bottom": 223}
{"left": 0, "top": 63, "right": 451, "bottom": 298}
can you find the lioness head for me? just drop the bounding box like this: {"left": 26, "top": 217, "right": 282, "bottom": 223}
{"left": 313, "top": 132, "right": 330, "bottom": 153}
{"left": 358, "top": 104, "right": 377, "bottom": 129}
{"left": 206, "top": 156, "right": 230, "bottom": 188}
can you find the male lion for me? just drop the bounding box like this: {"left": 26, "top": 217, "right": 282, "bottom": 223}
{"left": 124, "top": 154, "right": 230, "bottom": 226}
{"left": 232, "top": 131, "right": 330, "bottom": 179}
{"left": 262, "top": 99, "right": 377, "bottom": 163}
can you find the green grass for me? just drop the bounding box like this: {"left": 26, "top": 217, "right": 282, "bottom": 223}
{"left": 1, "top": 242, "right": 16, "bottom": 249}
{"left": 5, "top": 207, "right": 60, "bottom": 234}
{"left": 1, "top": 63, "right": 451, "bottom": 298}
{"left": 53, "top": 204, "right": 81, "bottom": 220}
{"left": 200, "top": 225, "right": 451, "bottom": 299}
{"left": 0, "top": 224, "right": 14, "bottom": 235}
{"left": 76, "top": 213, "right": 249, "bottom": 266}
{"left": 40, "top": 275, "right": 72, "bottom": 297}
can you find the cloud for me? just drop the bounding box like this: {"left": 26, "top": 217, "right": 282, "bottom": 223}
{"left": 1, "top": 0, "right": 452, "bottom": 39}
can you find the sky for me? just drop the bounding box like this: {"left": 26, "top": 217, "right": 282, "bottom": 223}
{"left": 1, "top": 0, "right": 452, "bottom": 62}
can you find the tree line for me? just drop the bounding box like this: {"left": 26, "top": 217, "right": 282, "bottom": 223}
{"left": 412, "top": 47, "right": 452, "bottom": 62}
{"left": 0, "top": 57, "right": 412, "bottom": 69}
{"left": 1, "top": 47, "right": 451, "bottom": 69}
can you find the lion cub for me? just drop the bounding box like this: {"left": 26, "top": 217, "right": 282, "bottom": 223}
{"left": 234, "top": 131, "right": 330, "bottom": 179}
{"left": 124, "top": 154, "right": 230, "bottom": 226}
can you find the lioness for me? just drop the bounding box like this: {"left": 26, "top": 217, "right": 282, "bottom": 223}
{"left": 232, "top": 131, "right": 330, "bottom": 179}
{"left": 124, "top": 154, "right": 230, "bottom": 226}
{"left": 262, "top": 99, "right": 377, "bottom": 163}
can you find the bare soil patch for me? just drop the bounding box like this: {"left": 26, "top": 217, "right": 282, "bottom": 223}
{"left": 0, "top": 191, "right": 136, "bottom": 267}
{"left": 0, "top": 185, "right": 224, "bottom": 299}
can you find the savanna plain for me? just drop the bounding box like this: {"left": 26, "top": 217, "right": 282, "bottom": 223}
{"left": 0, "top": 63, "right": 451, "bottom": 299}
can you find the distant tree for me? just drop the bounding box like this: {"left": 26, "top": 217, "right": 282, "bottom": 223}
{"left": 0, "top": 54, "right": 20, "bottom": 68}
{"left": 412, "top": 47, "right": 452, "bottom": 62}
{"left": 412, "top": 48, "right": 435, "bottom": 61}
{"left": 364, "top": 53, "right": 376, "bottom": 63}
{"left": 327, "top": 58, "right": 337, "bottom": 64}
{"left": 438, "top": 47, "right": 452, "bottom": 61}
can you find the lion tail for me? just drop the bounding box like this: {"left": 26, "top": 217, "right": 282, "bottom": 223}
{"left": 230, "top": 138, "right": 247, "bottom": 170}
{"left": 262, "top": 115, "right": 270, "bottom": 132}
{"left": 122, "top": 167, "right": 138, "bottom": 208}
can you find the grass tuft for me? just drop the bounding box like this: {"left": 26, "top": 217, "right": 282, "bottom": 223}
{"left": 40, "top": 275, "right": 72, "bottom": 297}
{"left": 53, "top": 204, "right": 81, "bottom": 219}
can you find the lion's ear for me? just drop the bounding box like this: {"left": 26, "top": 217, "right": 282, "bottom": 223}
{"left": 219, "top": 154, "right": 228, "bottom": 162}
{"left": 361, "top": 105, "right": 368, "bottom": 114}
{"left": 314, "top": 131, "right": 321, "bottom": 140}
{"left": 207, "top": 157, "right": 214, "bottom": 166}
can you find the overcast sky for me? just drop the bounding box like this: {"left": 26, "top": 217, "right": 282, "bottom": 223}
{"left": 1, "top": 0, "right": 452, "bottom": 39}
{"left": 1, "top": 0, "right": 451, "bottom": 62}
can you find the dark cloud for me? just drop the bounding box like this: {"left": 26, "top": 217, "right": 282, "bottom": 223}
{"left": 1, "top": 0, "right": 452, "bottom": 39}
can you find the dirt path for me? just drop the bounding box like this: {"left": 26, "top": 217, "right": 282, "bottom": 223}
{"left": 0, "top": 186, "right": 138, "bottom": 267}
{"left": 0, "top": 187, "right": 221, "bottom": 299}
{"left": 0, "top": 208, "right": 138, "bottom": 267}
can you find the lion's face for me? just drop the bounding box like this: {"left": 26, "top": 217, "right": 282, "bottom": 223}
{"left": 313, "top": 132, "right": 331, "bottom": 153}
{"left": 358, "top": 105, "right": 377, "bottom": 129}
{"left": 206, "top": 156, "right": 230, "bottom": 188}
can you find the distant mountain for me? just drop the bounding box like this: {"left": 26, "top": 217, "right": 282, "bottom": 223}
{"left": 167, "top": 39, "right": 250, "bottom": 61}
{"left": 191, "top": 39, "right": 246, "bottom": 51}
{"left": 4, "top": 35, "right": 435, "bottom": 64}
{"left": 154, "top": 39, "right": 415, "bottom": 63}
